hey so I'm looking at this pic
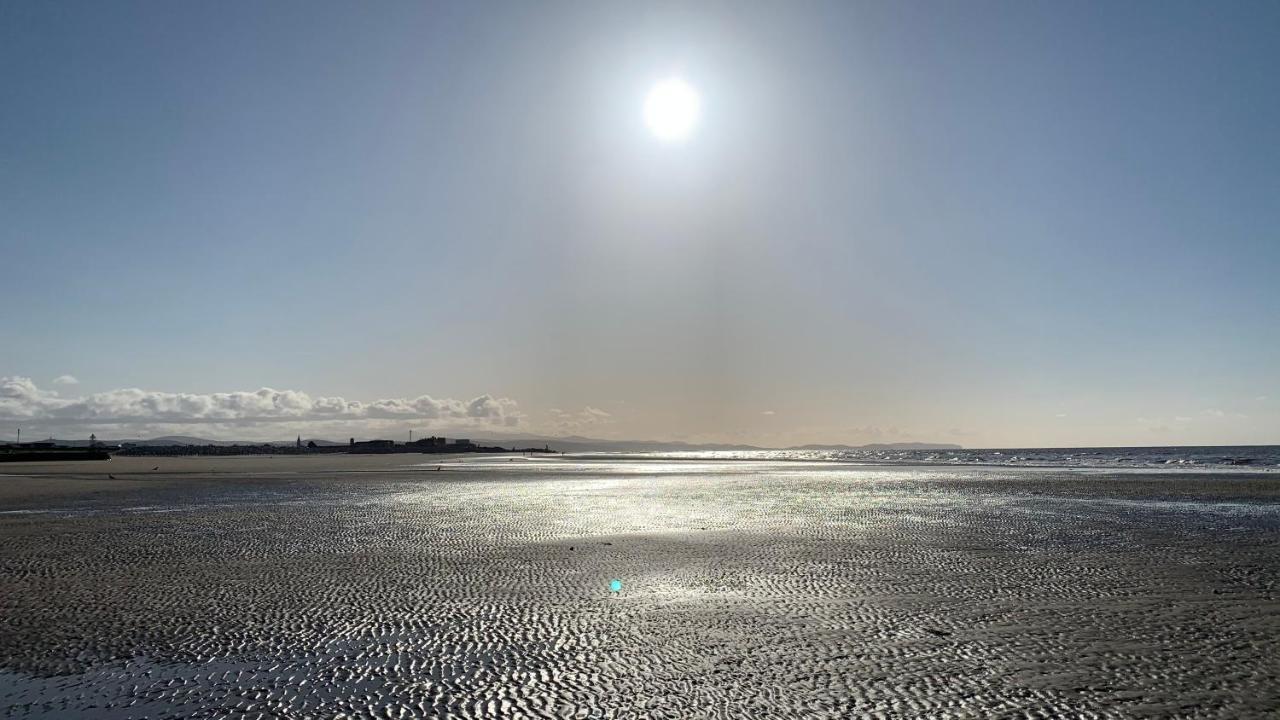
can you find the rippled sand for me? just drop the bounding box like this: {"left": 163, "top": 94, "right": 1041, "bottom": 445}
{"left": 1, "top": 455, "right": 1276, "bottom": 718}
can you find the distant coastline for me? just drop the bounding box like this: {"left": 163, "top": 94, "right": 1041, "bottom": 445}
{"left": 0, "top": 435, "right": 558, "bottom": 461}
{"left": 7, "top": 434, "right": 1275, "bottom": 469}
{"left": 2, "top": 434, "right": 959, "bottom": 459}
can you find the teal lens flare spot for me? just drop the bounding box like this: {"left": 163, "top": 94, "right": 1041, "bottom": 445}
{"left": 610, "top": 579, "right": 622, "bottom": 593}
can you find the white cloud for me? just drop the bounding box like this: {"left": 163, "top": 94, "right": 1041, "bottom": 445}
{"left": 0, "top": 376, "right": 522, "bottom": 431}
{"left": 52, "top": 375, "right": 79, "bottom": 385}
{"left": 548, "top": 406, "right": 613, "bottom": 434}
{"left": 761, "top": 410, "right": 776, "bottom": 416}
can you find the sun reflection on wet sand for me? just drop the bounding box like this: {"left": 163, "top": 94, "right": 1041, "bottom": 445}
{"left": 0, "top": 455, "right": 1276, "bottom": 718}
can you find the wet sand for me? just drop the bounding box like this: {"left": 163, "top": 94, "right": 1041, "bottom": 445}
{"left": 1, "top": 455, "right": 1277, "bottom": 718}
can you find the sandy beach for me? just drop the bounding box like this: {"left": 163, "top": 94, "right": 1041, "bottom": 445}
{"left": 0, "top": 455, "right": 1276, "bottom": 718}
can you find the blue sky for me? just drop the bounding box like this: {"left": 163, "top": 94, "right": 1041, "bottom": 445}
{"left": 2, "top": 1, "right": 1277, "bottom": 446}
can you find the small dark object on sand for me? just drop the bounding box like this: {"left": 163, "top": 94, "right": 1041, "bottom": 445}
{"left": 570, "top": 546, "right": 575, "bottom": 551}
{"left": 108, "top": 474, "right": 115, "bottom": 479}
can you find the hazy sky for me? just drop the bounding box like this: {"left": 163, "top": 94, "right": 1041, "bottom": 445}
{"left": 2, "top": 1, "right": 1278, "bottom": 447}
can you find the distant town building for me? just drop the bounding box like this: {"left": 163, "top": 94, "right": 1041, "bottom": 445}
{"left": 347, "top": 439, "right": 396, "bottom": 454}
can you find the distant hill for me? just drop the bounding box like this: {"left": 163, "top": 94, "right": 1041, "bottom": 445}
{"left": 53, "top": 436, "right": 348, "bottom": 447}
{"left": 143, "top": 436, "right": 243, "bottom": 446}
{"left": 48, "top": 436, "right": 227, "bottom": 447}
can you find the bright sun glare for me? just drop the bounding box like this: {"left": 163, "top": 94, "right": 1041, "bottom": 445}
{"left": 644, "top": 78, "right": 700, "bottom": 142}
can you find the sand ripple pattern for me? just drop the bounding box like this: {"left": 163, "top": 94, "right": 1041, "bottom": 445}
{"left": 0, "top": 458, "right": 1277, "bottom": 718}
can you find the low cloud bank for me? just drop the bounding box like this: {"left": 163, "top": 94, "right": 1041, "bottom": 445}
{"left": 548, "top": 406, "right": 613, "bottom": 434}
{"left": 0, "top": 377, "right": 522, "bottom": 429}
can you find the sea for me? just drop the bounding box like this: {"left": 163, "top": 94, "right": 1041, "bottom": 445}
{"left": 626, "top": 445, "right": 1280, "bottom": 470}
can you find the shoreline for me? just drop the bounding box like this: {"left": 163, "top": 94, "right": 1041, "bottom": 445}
{"left": 1, "top": 450, "right": 1278, "bottom": 476}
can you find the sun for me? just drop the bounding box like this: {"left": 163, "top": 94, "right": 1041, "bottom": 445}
{"left": 644, "top": 78, "right": 700, "bottom": 142}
